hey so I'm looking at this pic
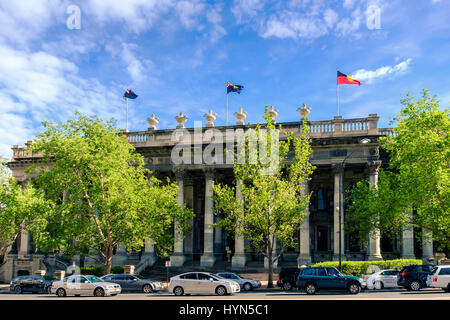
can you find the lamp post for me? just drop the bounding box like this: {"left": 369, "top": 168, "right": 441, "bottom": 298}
{"left": 337, "top": 138, "right": 371, "bottom": 271}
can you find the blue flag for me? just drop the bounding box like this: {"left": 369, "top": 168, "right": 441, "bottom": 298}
{"left": 123, "top": 88, "right": 138, "bottom": 99}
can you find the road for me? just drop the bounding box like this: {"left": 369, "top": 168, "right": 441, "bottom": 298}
{"left": 0, "top": 287, "right": 449, "bottom": 300}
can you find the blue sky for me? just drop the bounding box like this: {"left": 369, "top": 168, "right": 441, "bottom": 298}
{"left": 1, "top": 0, "right": 449, "bottom": 158}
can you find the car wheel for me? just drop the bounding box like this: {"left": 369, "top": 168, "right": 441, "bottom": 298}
{"left": 348, "top": 282, "right": 361, "bottom": 294}
{"left": 305, "top": 283, "right": 317, "bottom": 295}
{"left": 14, "top": 286, "right": 23, "bottom": 294}
{"left": 408, "top": 280, "right": 421, "bottom": 291}
{"left": 375, "top": 281, "right": 384, "bottom": 290}
{"left": 173, "top": 286, "right": 184, "bottom": 296}
{"left": 444, "top": 285, "right": 450, "bottom": 293}
{"left": 243, "top": 282, "right": 253, "bottom": 291}
{"left": 56, "top": 288, "right": 66, "bottom": 297}
{"left": 142, "top": 284, "right": 153, "bottom": 294}
{"left": 215, "top": 286, "right": 227, "bottom": 296}
{"left": 94, "top": 287, "right": 105, "bottom": 297}
{"left": 282, "top": 282, "right": 292, "bottom": 291}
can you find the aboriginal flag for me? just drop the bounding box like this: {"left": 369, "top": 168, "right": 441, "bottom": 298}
{"left": 337, "top": 71, "right": 361, "bottom": 86}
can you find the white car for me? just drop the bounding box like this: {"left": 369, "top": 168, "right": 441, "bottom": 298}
{"left": 215, "top": 272, "right": 261, "bottom": 291}
{"left": 51, "top": 275, "right": 121, "bottom": 297}
{"left": 168, "top": 272, "right": 240, "bottom": 296}
{"left": 427, "top": 266, "right": 450, "bottom": 292}
{"left": 364, "top": 269, "right": 400, "bottom": 289}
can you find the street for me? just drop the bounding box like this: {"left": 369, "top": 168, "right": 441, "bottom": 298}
{"left": 1, "top": 288, "right": 449, "bottom": 300}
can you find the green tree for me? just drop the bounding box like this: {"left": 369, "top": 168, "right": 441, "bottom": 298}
{"left": 347, "top": 89, "right": 450, "bottom": 250}
{"left": 213, "top": 107, "right": 315, "bottom": 287}
{"left": 29, "top": 114, "right": 193, "bottom": 274}
{"left": 0, "top": 158, "right": 50, "bottom": 265}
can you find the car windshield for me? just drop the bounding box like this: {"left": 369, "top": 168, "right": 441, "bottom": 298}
{"left": 214, "top": 274, "right": 226, "bottom": 280}
{"left": 133, "top": 275, "right": 144, "bottom": 280}
{"left": 85, "top": 276, "right": 103, "bottom": 283}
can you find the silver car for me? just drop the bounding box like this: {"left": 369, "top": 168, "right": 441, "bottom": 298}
{"left": 215, "top": 272, "right": 261, "bottom": 291}
{"left": 51, "top": 275, "right": 121, "bottom": 297}
{"left": 364, "top": 269, "right": 400, "bottom": 289}
{"left": 101, "top": 274, "right": 165, "bottom": 293}
{"left": 169, "top": 272, "right": 240, "bottom": 296}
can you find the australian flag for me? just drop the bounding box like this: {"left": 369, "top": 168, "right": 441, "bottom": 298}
{"left": 123, "top": 88, "right": 138, "bottom": 99}
{"left": 227, "top": 81, "right": 243, "bottom": 94}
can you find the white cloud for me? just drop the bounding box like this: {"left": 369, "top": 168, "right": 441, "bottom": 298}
{"left": 323, "top": 8, "right": 339, "bottom": 29}
{"left": 231, "top": 0, "right": 266, "bottom": 24}
{"left": 351, "top": 58, "right": 413, "bottom": 83}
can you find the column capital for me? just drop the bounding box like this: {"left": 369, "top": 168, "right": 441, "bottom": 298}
{"left": 172, "top": 165, "right": 186, "bottom": 180}
{"left": 203, "top": 166, "right": 215, "bottom": 179}
{"left": 332, "top": 162, "right": 345, "bottom": 175}
{"left": 367, "top": 160, "right": 382, "bottom": 175}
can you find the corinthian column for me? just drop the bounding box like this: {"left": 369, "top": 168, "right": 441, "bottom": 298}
{"left": 200, "top": 166, "right": 216, "bottom": 267}
{"left": 367, "top": 160, "right": 383, "bottom": 260}
{"left": 232, "top": 179, "right": 247, "bottom": 268}
{"left": 401, "top": 208, "right": 415, "bottom": 259}
{"left": 332, "top": 163, "right": 345, "bottom": 261}
{"left": 170, "top": 166, "right": 187, "bottom": 266}
{"left": 298, "top": 180, "right": 311, "bottom": 265}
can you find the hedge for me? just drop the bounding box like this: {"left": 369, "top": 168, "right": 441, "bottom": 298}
{"left": 311, "top": 259, "right": 422, "bottom": 277}
{"left": 79, "top": 266, "right": 125, "bottom": 276}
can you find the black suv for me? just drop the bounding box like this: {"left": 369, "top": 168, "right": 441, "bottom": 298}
{"left": 9, "top": 275, "right": 53, "bottom": 294}
{"left": 296, "top": 266, "right": 363, "bottom": 295}
{"left": 277, "top": 267, "right": 300, "bottom": 291}
{"left": 397, "top": 264, "right": 435, "bottom": 291}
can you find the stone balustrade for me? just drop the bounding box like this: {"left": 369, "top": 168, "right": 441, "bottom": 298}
{"left": 11, "top": 114, "right": 392, "bottom": 160}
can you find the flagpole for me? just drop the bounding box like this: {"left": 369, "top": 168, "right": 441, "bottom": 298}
{"left": 226, "top": 80, "right": 229, "bottom": 127}
{"left": 126, "top": 97, "right": 129, "bottom": 132}
{"left": 336, "top": 68, "right": 339, "bottom": 117}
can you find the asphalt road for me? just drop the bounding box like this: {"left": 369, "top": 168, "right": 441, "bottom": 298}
{"left": 1, "top": 288, "right": 449, "bottom": 300}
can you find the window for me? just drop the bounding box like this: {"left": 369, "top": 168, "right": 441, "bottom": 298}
{"left": 125, "top": 275, "right": 135, "bottom": 281}
{"left": 439, "top": 268, "right": 450, "bottom": 275}
{"left": 302, "top": 268, "right": 314, "bottom": 276}
{"left": 183, "top": 273, "right": 198, "bottom": 280}
{"left": 114, "top": 275, "right": 126, "bottom": 280}
{"left": 316, "top": 268, "right": 327, "bottom": 277}
{"left": 326, "top": 268, "right": 340, "bottom": 276}
{"left": 317, "top": 189, "right": 326, "bottom": 210}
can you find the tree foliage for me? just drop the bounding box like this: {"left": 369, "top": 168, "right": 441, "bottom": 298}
{"left": 0, "top": 158, "right": 50, "bottom": 265}
{"left": 347, "top": 89, "right": 450, "bottom": 250}
{"left": 29, "top": 113, "right": 193, "bottom": 274}
{"left": 212, "top": 106, "right": 315, "bottom": 287}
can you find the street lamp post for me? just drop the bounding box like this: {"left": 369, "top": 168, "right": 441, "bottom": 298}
{"left": 337, "top": 138, "right": 371, "bottom": 271}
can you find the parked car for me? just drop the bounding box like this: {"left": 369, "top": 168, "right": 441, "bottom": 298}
{"left": 51, "top": 275, "right": 121, "bottom": 297}
{"left": 215, "top": 272, "right": 261, "bottom": 291}
{"left": 296, "top": 266, "right": 363, "bottom": 295}
{"left": 10, "top": 275, "right": 52, "bottom": 294}
{"left": 277, "top": 267, "right": 300, "bottom": 291}
{"left": 168, "top": 272, "right": 240, "bottom": 296}
{"left": 397, "top": 264, "right": 435, "bottom": 291}
{"left": 364, "top": 269, "right": 400, "bottom": 289}
{"left": 426, "top": 265, "right": 450, "bottom": 292}
{"left": 101, "top": 274, "right": 165, "bottom": 293}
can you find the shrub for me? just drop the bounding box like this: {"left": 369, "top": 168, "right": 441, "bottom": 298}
{"left": 312, "top": 259, "right": 422, "bottom": 277}
{"left": 111, "top": 267, "right": 124, "bottom": 274}
{"left": 80, "top": 266, "right": 104, "bottom": 277}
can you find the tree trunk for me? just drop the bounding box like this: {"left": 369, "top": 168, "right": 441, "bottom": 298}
{"left": 103, "top": 245, "right": 113, "bottom": 275}
{"left": 267, "top": 246, "right": 274, "bottom": 288}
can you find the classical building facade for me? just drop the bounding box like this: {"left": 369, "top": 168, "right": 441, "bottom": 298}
{"left": 1, "top": 109, "right": 435, "bottom": 281}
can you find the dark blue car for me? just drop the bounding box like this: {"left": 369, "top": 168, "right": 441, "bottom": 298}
{"left": 296, "top": 266, "right": 363, "bottom": 295}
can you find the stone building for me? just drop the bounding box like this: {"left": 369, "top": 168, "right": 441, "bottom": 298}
{"left": 1, "top": 108, "right": 434, "bottom": 282}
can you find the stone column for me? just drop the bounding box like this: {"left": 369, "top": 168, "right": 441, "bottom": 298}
{"left": 232, "top": 179, "right": 247, "bottom": 268}
{"left": 214, "top": 216, "right": 222, "bottom": 256}
{"left": 112, "top": 244, "right": 128, "bottom": 266}
{"left": 422, "top": 229, "right": 434, "bottom": 263}
{"left": 367, "top": 160, "right": 383, "bottom": 260}
{"left": 200, "top": 166, "right": 216, "bottom": 267}
{"left": 141, "top": 239, "right": 157, "bottom": 266}
{"left": 332, "top": 163, "right": 345, "bottom": 261}
{"left": 298, "top": 180, "right": 311, "bottom": 265}
{"left": 170, "top": 167, "right": 187, "bottom": 266}
{"left": 401, "top": 208, "right": 415, "bottom": 259}
{"left": 18, "top": 230, "right": 29, "bottom": 259}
